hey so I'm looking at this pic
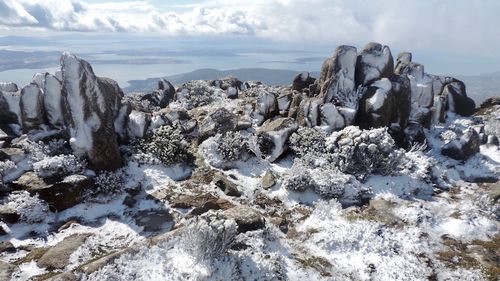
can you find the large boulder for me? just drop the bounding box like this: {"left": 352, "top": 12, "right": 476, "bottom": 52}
{"left": 441, "top": 128, "right": 480, "bottom": 160}
{"left": 441, "top": 80, "right": 476, "bottom": 116}
{"left": 254, "top": 91, "right": 279, "bottom": 124}
{"left": 42, "top": 73, "right": 65, "bottom": 128}
{"left": 199, "top": 107, "right": 238, "bottom": 140}
{"left": 60, "top": 53, "right": 122, "bottom": 171}
{"left": 318, "top": 103, "right": 345, "bottom": 133}
{"left": 141, "top": 79, "right": 175, "bottom": 109}
{"left": 0, "top": 91, "right": 21, "bottom": 125}
{"left": 357, "top": 78, "right": 394, "bottom": 128}
{"left": 389, "top": 74, "right": 412, "bottom": 128}
{"left": 20, "top": 83, "right": 45, "bottom": 132}
{"left": 318, "top": 45, "right": 358, "bottom": 108}
{"left": 37, "top": 233, "right": 92, "bottom": 270}
{"left": 394, "top": 52, "right": 412, "bottom": 74}
{"left": 0, "top": 82, "right": 18, "bottom": 92}
{"left": 127, "top": 110, "right": 151, "bottom": 139}
{"left": 292, "top": 72, "right": 316, "bottom": 92}
{"left": 251, "top": 117, "right": 298, "bottom": 162}
{"left": 355, "top": 42, "right": 394, "bottom": 87}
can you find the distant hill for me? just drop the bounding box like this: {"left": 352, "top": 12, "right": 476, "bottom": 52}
{"left": 125, "top": 68, "right": 320, "bottom": 92}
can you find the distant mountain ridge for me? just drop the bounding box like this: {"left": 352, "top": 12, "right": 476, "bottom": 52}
{"left": 125, "top": 68, "right": 320, "bottom": 92}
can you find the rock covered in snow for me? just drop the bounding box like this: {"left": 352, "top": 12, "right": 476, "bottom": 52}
{"left": 251, "top": 117, "right": 298, "bottom": 162}
{"left": 20, "top": 83, "right": 45, "bottom": 132}
{"left": 357, "top": 78, "right": 394, "bottom": 128}
{"left": 292, "top": 71, "right": 315, "bottom": 92}
{"left": 199, "top": 108, "right": 238, "bottom": 140}
{"left": 60, "top": 52, "right": 123, "bottom": 171}
{"left": 0, "top": 91, "right": 21, "bottom": 125}
{"left": 441, "top": 80, "right": 476, "bottom": 116}
{"left": 441, "top": 128, "right": 480, "bottom": 160}
{"left": 318, "top": 103, "right": 345, "bottom": 133}
{"left": 394, "top": 52, "right": 412, "bottom": 73}
{"left": 355, "top": 42, "right": 394, "bottom": 87}
{"left": 127, "top": 110, "right": 151, "bottom": 139}
{"left": 42, "top": 73, "right": 65, "bottom": 128}
{"left": 0, "top": 82, "right": 18, "bottom": 93}
{"left": 254, "top": 91, "right": 279, "bottom": 124}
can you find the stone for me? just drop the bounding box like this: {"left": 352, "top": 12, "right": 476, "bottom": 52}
{"left": 357, "top": 78, "right": 394, "bottom": 128}
{"left": 0, "top": 91, "right": 21, "bottom": 125}
{"left": 389, "top": 74, "right": 412, "bottom": 128}
{"left": 441, "top": 128, "right": 480, "bottom": 160}
{"left": 0, "top": 147, "right": 25, "bottom": 163}
{"left": 441, "top": 80, "right": 476, "bottom": 116}
{"left": 13, "top": 172, "right": 93, "bottom": 212}
{"left": 127, "top": 110, "right": 151, "bottom": 139}
{"left": 114, "top": 101, "right": 132, "bottom": 141}
{"left": 199, "top": 107, "right": 238, "bottom": 140}
{"left": 41, "top": 73, "right": 65, "bottom": 128}
{"left": 0, "top": 204, "right": 19, "bottom": 224}
{"left": 213, "top": 173, "right": 242, "bottom": 197}
{"left": 318, "top": 103, "right": 345, "bottom": 133}
{"left": 60, "top": 53, "right": 122, "bottom": 171}
{"left": 355, "top": 42, "right": 394, "bottom": 87}
{"left": 292, "top": 72, "right": 316, "bottom": 92}
{"left": 254, "top": 91, "right": 279, "bottom": 123}
{"left": 0, "top": 261, "right": 18, "bottom": 281}
{"left": 277, "top": 91, "right": 293, "bottom": 115}
{"left": 0, "top": 241, "right": 15, "bottom": 254}
{"left": 133, "top": 209, "right": 174, "bottom": 233}
{"left": 487, "top": 135, "right": 499, "bottom": 146}
{"left": 37, "top": 233, "right": 91, "bottom": 270}
{"left": 224, "top": 206, "right": 265, "bottom": 233}
{"left": 261, "top": 171, "right": 276, "bottom": 189}
{"left": 0, "top": 82, "right": 18, "bottom": 92}
{"left": 394, "top": 52, "right": 412, "bottom": 73}
{"left": 252, "top": 117, "right": 298, "bottom": 162}
{"left": 227, "top": 86, "right": 238, "bottom": 99}
{"left": 20, "top": 83, "right": 45, "bottom": 132}
{"left": 296, "top": 97, "right": 322, "bottom": 127}
{"left": 404, "top": 122, "right": 427, "bottom": 147}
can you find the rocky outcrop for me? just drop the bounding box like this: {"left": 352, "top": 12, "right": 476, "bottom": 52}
{"left": 357, "top": 78, "right": 394, "bottom": 129}
{"left": 441, "top": 80, "right": 476, "bottom": 116}
{"left": 355, "top": 43, "right": 394, "bottom": 87}
{"left": 37, "top": 233, "right": 92, "bottom": 270}
{"left": 252, "top": 117, "right": 298, "bottom": 162}
{"left": 0, "top": 91, "right": 20, "bottom": 125}
{"left": 60, "top": 52, "right": 123, "bottom": 171}
{"left": 20, "top": 84, "right": 45, "bottom": 132}
{"left": 42, "top": 73, "right": 65, "bottom": 128}
{"left": 292, "top": 72, "right": 315, "bottom": 92}
{"left": 441, "top": 128, "right": 480, "bottom": 160}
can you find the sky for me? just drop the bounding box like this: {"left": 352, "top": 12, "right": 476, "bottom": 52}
{"left": 0, "top": 0, "right": 500, "bottom": 75}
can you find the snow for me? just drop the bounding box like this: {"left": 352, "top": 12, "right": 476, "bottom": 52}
{"left": 368, "top": 78, "right": 392, "bottom": 110}
{"left": 43, "top": 74, "right": 64, "bottom": 127}
{"left": 127, "top": 110, "right": 149, "bottom": 138}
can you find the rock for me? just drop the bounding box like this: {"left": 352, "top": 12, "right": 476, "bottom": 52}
{"left": 0, "top": 147, "right": 26, "bottom": 163}
{"left": 261, "top": 171, "right": 276, "bottom": 189}
{"left": 252, "top": 117, "right": 298, "bottom": 162}
{"left": 227, "top": 86, "right": 238, "bottom": 99}
{"left": 404, "top": 122, "right": 426, "bottom": 147}
{"left": 213, "top": 173, "right": 242, "bottom": 197}
{"left": 390, "top": 74, "right": 412, "bottom": 128}
{"left": 287, "top": 92, "right": 304, "bottom": 119}
{"left": 0, "top": 204, "right": 19, "bottom": 224}
{"left": 133, "top": 209, "right": 174, "bottom": 233}
{"left": 254, "top": 91, "right": 279, "bottom": 123}
{"left": 60, "top": 52, "right": 122, "bottom": 171}
{"left": 153, "top": 78, "right": 176, "bottom": 107}
{"left": 0, "top": 91, "right": 21, "bottom": 126}
{"left": 0, "top": 225, "right": 6, "bottom": 235}
{"left": 13, "top": 172, "right": 93, "bottom": 212}
{"left": 0, "top": 241, "right": 15, "bottom": 254}
{"left": 199, "top": 108, "right": 238, "bottom": 139}
{"left": 127, "top": 110, "right": 151, "bottom": 139}
{"left": 318, "top": 45, "right": 358, "bottom": 108}
{"left": 123, "top": 196, "right": 137, "bottom": 208}
{"left": 292, "top": 72, "right": 316, "bottom": 92}
{"left": 431, "top": 95, "right": 448, "bottom": 124}
{"left": 37, "top": 233, "right": 91, "bottom": 270}
{"left": 355, "top": 42, "right": 394, "bottom": 87}
{"left": 317, "top": 103, "right": 345, "bottom": 133}
{"left": 486, "top": 182, "right": 500, "bottom": 202}
{"left": 0, "top": 261, "right": 18, "bottom": 281}
{"left": 297, "top": 97, "right": 322, "bottom": 127}
{"left": 224, "top": 206, "right": 265, "bottom": 233}
{"left": 357, "top": 78, "right": 394, "bottom": 128}
{"left": 441, "top": 128, "right": 480, "bottom": 160}
{"left": 114, "top": 101, "right": 132, "bottom": 141}
{"left": 441, "top": 80, "right": 476, "bottom": 116}
{"left": 394, "top": 52, "right": 412, "bottom": 73}
{"left": 20, "top": 83, "right": 45, "bottom": 132}
{"left": 487, "top": 135, "right": 499, "bottom": 146}
{"left": 277, "top": 91, "right": 293, "bottom": 115}
{"left": 39, "top": 73, "right": 65, "bottom": 128}
{"left": 0, "top": 82, "right": 18, "bottom": 92}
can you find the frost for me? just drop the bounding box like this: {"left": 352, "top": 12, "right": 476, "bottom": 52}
{"left": 289, "top": 127, "right": 327, "bottom": 157}
{"left": 6, "top": 191, "right": 49, "bottom": 223}
{"left": 33, "top": 154, "right": 87, "bottom": 178}
{"left": 137, "top": 125, "right": 191, "bottom": 165}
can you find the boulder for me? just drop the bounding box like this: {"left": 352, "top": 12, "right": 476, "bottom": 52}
{"left": 441, "top": 128, "right": 480, "bottom": 160}
{"left": 297, "top": 97, "right": 322, "bottom": 127}
{"left": 261, "top": 171, "right": 276, "bottom": 189}
{"left": 318, "top": 103, "right": 345, "bottom": 133}
{"left": 254, "top": 91, "right": 279, "bottom": 124}
{"left": 355, "top": 42, "right": 394, "bottom": 87}
{"left": 37, "top": 233, "right": 91, "bottom": 270}
{"left": 0, "top": 91, "right": 21, "bottom": 125}
{"left": 133, "top": 209, "right": 174, "bottom": 233}
{"left": 0, "top": 204, "right": 19, "bottom": 224}
{"left": 287, "top": 92, "right": 304, "bottom": 119}
{"left": 252, "top": 117, "right": 298, "bottom": 162}
{"left": 0, "top": 261, "right": 18, "bottom": 281}
{"left": 114, "top": 101, "right": 132, "bottom": 141}
{"left": 127, "top": 110, "right": 151, "bottom": 139}
{"left": 404, "top": 122, "right": 426, "bottom": 147}
{"left": 20, "top": 83, "right": 45, "bottom": 132}
{"left": 13, "top": 172, "right": 93, "bottom": 211}
{"left": 318, "top": 45, "right": 358, "bottom": 108}
{"left": 389, "top": 74, "right": 412, "bottom": 128}
{"left": 441, "top": 80, "right": 476, "bottom": 116}
{"left": 0, "top": 82, "right": 18, "bottom": 92}
{"left": 357, "top": 78, "right": 394, "bottom": 128}
{"left": 224, "top": 206, "right": 265, "bottom": 233}
{"left": 213, "top": 173, "right": 242, "bottom": 197}
{"left": 60, "top": 53, "right": 122, "bottom": 171}
{"left": 0, "top": 147, "right": 26, "bottom": 163}
{"left": 277, "top": 91, "right": 293, "bottom": 115}
{"left": 394, "top": 52, "right": 412, "bottom": 73}
{"left": 487, "top": 135, "right": 499, "bottom": 146}
{"left": 42, "top": 73, "right": 65, "bottom": 128}
{"left": 199, "top": 108, "right": 238, "bottom": 139}
{"left": 292, "top": 72, "right": 316, "bottom": 92}
{"left": 227, "top": 86, "right": 238, "bottom": 99}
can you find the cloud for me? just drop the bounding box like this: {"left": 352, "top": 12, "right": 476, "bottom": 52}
{"left": 0, "top": 0, "right": 499, "bottom": 55}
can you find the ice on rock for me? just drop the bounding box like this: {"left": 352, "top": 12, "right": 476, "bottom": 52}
{"left": 355, "top": 42, "right": 394, "bottom": 87}
{"left": 0, "top": 91, "right": 21, "bottom": 125}
{"left": 20, "top": 83, "right": 45, "bottom": 131}
{"left": 318, "top": 103, "right": 345, "bottom": 133}
{"left": 43, "top": 73, "right": 65, "bottom": 128}
{"left": 127, "top": 110, "right": 151, "bottom": 139}
{"left": 61, "top": 52, "right": 122, "bottom": 171}
{"left": 251, "top": 117, "right": 298, "bottom": 162}
{"left": 0, "top": 82, "right": 19, "bottom": 93}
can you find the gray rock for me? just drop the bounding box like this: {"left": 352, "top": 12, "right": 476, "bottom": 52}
{"left": 0, "top": 261, "right": 18, "bottom": 281}
{"left": 355, "top": 42, "right": 394, "bottom": 87}
{"left": 199, "top": 108, "right": 238, "bottom": 139}
{"left": 0, "top": 91, "right": 21, "bottom": 125}
{"left": 292, "top": 72, "right": 316, "bottom": 92}
{"left": 0, "top": 147, "right": 26, "bottom": 163}
{"left": 441, "top": 128, "right": 480, "bottom": 160}
{"left": 277, "top": 91, "right": 293, "bottom": 115}
{"left": 394, "top": 52, "right": 412, "bottom": 73}
{"left": 0, "top": 82, "right": 18, "bottom": 93}
{"left": 0, "top": 204, "right": 19, "bottom": 224}
{"left": 252, "top": 117, "right": 298, "bottom": 162}
{"left": 127, "top": 110, "right": 151, "bottom": 139}
{"left": 487, "top": 135, "right": 499, "bottom": 146}
{"left": 261, "top": 171, "right": 276, "bottom": 189}
{"left": 37, "top": 233, "right": 91, "bottom": 270}
{"left": 318, "top": 103, "right": 345, "bottom": 133}
{"left": 20, "top": 83, "right": 45, "bottom": 132}
{"left": 357, "top": 78, "right": 394, "bottom": 128}
{"left": 60, "top": 53, "right": 122, "bottom": 171}
{"left": 42, "top": 73, "right": 65, "bottom": 128}
{"left": 213, "top": 173, "right": 242, "bottom": 197}
{"left": 224, "top": 206, "right": 265, "bottom": 233}
{"left": 441, "top": 80, "right": 476, "bottom": 116}
{"left": 133, "top": 209, "right": 174, "bottom": 233}
{"left": 254, "top": 91, "right": 279, "bottom": 123}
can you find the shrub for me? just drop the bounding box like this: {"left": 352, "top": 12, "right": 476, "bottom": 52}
{"left": 179, "top": 211, "right": 237, "bottom": 263}
{"left": 33, "top": 154, "right": 87, "bottom": 178}
{"left": 281, "top": 168, "right": 317, "bottom": 192}
{"left": 19, "top": 139, "right": 71, "bottom": 162}
{"left": 326, "top": 126, "right": 403, "bottom": 181}
{"left": 137, "top": 125, "right": 191, "bottom": 165}
{"left": 7, "top": 191, "right": 49, "bottom": 223}
{"left": 177, "top": 80, "right": 219, "bottom": 109}
{"left": 94, "top": 171, "right": 124, "bottom": 195}
{"left": 289, "top": 127, "right": 327, "bottom": 157}
{"left": 0, "top": 160, "right": 16, "bottom": 177}
{"left": 215, "top": 131, "right": 250, "bottom": 162}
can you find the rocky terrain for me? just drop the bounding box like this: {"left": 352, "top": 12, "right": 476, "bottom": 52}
{"left": 0, "top": 43, "right": 498, "bottom": 281}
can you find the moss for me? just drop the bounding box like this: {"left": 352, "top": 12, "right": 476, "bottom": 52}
{"left": 293, "top": 253, "right": 332, "bottom": 277}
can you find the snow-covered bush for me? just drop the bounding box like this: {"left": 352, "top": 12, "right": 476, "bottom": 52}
{"left": 33, "top": 154, "right": 87, "bottom": 178}
{"left": 137, "top": 125, "right": 191, "bottom": 165}
{"left": 0, "top": 160, "right": 16, "bottom": 177}
{"left": 281, "top": 168, "right": 317, "bottom": 192}
{"left": 215, "top": 131, "right": 250, "bottom": 162}
{"left": 176, "top": 80, "right": 220, "bottom": 109}
{"left": 180, "top": 211, "right": 237, "bottom": 263}
{"left": 20, "top": 139, "right": 71, "bottom": 162}
{"left": 94, "top": 171, "right": 124, "bottom": 195}
{"left": 129, "top": 151, "right": 163, "bottom": 166}
{"left": 7, "top": 191, "right": 49, "bottom": 223}
{"left": 326, "top": 126, "right": 403, "bottom": 180}
{"left": 288, "top": 127, "right": 327, "bottom": 157}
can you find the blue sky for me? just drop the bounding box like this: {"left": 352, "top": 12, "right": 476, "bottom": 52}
{"left": 0, "top": 0, "right": 500, "bottom": 74}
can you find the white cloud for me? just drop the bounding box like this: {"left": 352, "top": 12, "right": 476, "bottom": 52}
{"left": 0, "top": 0, "right": 499, "bottom": 54}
